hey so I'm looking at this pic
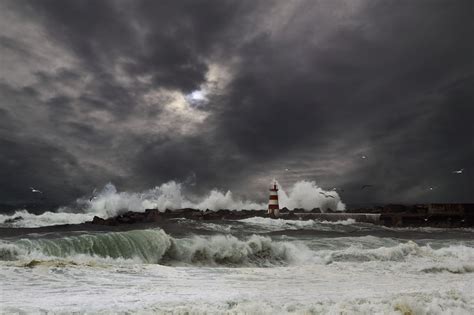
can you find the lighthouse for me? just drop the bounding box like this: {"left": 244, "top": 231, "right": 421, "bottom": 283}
{"left": 268, "top": 182, "right": 280, "bottom": 217}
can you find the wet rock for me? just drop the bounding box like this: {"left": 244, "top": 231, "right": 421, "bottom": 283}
{"left": 91, "top": 216, "right": 106, "bottom": 225}
{"left": 4, "top": 216, "right": 23, "bottom": 224}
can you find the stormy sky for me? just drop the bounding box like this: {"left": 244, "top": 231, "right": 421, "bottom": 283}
{"left": 0, "top": 0, "right": 473, "bottom": 207}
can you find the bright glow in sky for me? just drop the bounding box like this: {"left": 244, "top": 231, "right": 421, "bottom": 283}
{"left": 186, "top": 89, "right": 208, "bottom": 105}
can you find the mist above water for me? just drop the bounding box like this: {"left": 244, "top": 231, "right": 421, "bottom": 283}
{"left": 82, "top": 180, "right": 345, "bottom": 218}
{"left": 1, "top": 180, "right": 345, "bottom": 227}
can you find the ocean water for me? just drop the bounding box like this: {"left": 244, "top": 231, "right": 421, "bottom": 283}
{"left": 1, "top": 216, "right": 473, "bottom": 314}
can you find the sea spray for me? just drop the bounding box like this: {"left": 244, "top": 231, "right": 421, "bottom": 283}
{"left": 0, "top": 210, "right": 94, "bottom": 228}
{"left": 83, "top": 180, "right": 346, "bottom": 217}
{"left": 80, "top": 181, "right": 267, "bottom": 218}
{"left": 1, "top": 180, "right": 347, "bottom": 227}
{"left": 0, "top": 229, "right": 312, "bottom": 267}
{"left": 2, "top": 229, "right": 473, "bottom": 270}
{"left": 277, "top": 180, "right": 346, "bottom": 212}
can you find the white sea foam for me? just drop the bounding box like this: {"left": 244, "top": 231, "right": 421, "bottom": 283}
{"left": 0, "top": 210, "right": 94, "bottom": 228}
{"left": 141, "top": 290, "right": 474, "bottom": 315}
{"left": 278, "top": 180, "right": 346, "bottom": 212}
{"left": 239, "top": 217, "right": 356, "bottom": 232}
{"left": 0, "top": 229, "right": 313, "bottom": 267}
{"left": 1, "top": 228, "right": 473, "bottom": 314}
{"left": 1, "top": 180, "right": 347, "bottom": 227}
{"left": 2, "top": 228, "right": 473, "bottom": 273}
{"left": 82, "top": 180, "right": 345, "bottom": 217}
{"left": 318, "top": 241, "right": 474, "bottom": 267}
{"left": 1, "top": 258, "right": 473, "bottom": 314}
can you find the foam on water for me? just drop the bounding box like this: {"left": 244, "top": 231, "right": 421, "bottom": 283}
{"left": 1, "top": 228, "right": 473, "bottom": 272}
{"left": 0, "top": 180, "right": 346, "bottom": 227}
{"left": 130, "top": 290, "right": 474, "bottom": 315}
{"left": 239, "top": 217, "right": 357, "bottom": 231}
{"left": 1, "top": 224, "right": 473, "bottom": 314}
{"left": 0, "top": 210, "right": 93, "bottom": 228}
{"left": 1, "top": 257, "right": 473, "bottom": 314}
{"left": 0, "top": 229, "right": 313, "bottom": 267}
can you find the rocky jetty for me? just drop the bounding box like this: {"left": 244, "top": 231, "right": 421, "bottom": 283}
{"left": 86, "top": 203, "right": 474, "bottom": 228}
{"left": 89, "top": 208, "right": 268, "bottom": 226}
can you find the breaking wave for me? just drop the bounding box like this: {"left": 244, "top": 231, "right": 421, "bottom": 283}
{"left": 319, "top": 241, "right": 474, "bottom": 266}
{"left": 80, "top": 181, "right": 265, "bottom": 219}
{"left": 1, "top": 229, "right": 473, "bottom": 270}
{"left": 0, "top": 229, "right": 311, "bottom": 267}
{"left": 1, "top": 180, "right": 346, "bottom": 227}
{"left": 278, "top": 180, "right": 345, "bottom": 212}
{"left": 0, "top": 210, "right": 93, "bottom": 228}
{"left": 239, "top": 217, "right": 357, "bottom": 231}
{"left": 82, "top": 180, "right": 344, "bottom": 217}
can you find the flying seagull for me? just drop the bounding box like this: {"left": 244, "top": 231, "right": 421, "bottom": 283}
{"left": 453, "top": 168, "right": 464, "bottom": 174}
{"left": 319, "top": 191, "right": 336, "bottom": 198}
{"left": 30, "top": 187, "right": 42, "bottom": 194}
{"left": 361, "top": 155, "right": 367, "bottom": 159}
{"left": 89, "top": 188, "right": 98, "bottom": 201}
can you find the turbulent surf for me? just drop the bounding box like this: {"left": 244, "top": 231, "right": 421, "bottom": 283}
{"left": 1, "top": 216, "right": 473, "bottom": 314}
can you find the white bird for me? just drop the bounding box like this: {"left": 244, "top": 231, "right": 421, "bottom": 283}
{"left": 361, "top": 155, "right": 367, "bottom": 159}
{"left": 453, "top": 168, "right": 464, "bottom": 174}
{"left": 30, "top": 187, "right": 42, "bottom": 194}
{"left": 285, "top": 168, "right": 289, "bottom": 171}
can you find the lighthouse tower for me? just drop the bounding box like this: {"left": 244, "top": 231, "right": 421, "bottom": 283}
{"left": 268, "top": 182, "right": 280, "bottom": 217}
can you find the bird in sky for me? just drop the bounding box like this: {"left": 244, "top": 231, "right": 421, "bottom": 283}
{"left": 89, "top": 188, "right": 98, "bottom": 201}
{"left": 453, "top": 168, "right": 464, "bottom": 174}
{"left": 30, "top": 187, "right": 42, "bottom": 194}
{"left": 319, "top": 191, "right": 335, "bottom": 198}
{"left": 285, "top": 168, "right": 289, "bottom": 171}
{"left": 361, "top": 155, "right": 367, "bottom": 159}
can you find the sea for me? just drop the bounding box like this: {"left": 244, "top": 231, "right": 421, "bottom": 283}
{"left": 1, "top": 215, "right": 473, "bottom": 314}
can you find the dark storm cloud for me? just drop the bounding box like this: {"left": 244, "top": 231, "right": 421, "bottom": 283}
{"left": 18, "top": 0, "right": 245, "bottom": 92}
{"left": 210, "top": 0, "right": 474, "bottom": 203}
{"left": 0, "top": 0, "right": 473, "bottom": 207}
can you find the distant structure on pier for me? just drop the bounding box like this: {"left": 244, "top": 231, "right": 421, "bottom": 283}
{"left": 268, "top": 182, "right": 280, "bottom": 217}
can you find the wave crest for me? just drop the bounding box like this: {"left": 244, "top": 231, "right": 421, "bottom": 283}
{"left": 164, "top": 234, "right": 311, "bottom": 266}
{"left": 0, "top": 229, "right": 311, "bottom": 267}
{"left": 2, "top": 230, "right": 473, "bottom": 271}
{"left": 1, "top": 180, "right": 348, "bottom": 227}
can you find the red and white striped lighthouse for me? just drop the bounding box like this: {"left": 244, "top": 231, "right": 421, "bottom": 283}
{"left": 268, "top": 182, "right": 280, "bottom": 217}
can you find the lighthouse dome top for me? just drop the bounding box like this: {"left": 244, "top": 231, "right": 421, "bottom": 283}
{"left": 270, "top": 183, "right": 278, "bottom": 191}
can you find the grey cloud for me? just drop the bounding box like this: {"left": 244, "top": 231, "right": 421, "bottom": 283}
{"left": 0, "top": 0, "right": 473, "bottom": 208}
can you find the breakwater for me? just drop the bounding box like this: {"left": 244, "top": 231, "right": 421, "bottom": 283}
{"left": 88, "top": 203, "right": 474, "bottom": 228}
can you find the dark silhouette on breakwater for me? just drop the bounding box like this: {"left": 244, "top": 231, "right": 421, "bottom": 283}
{"left": 88, "top": 203, "right": 474, "bottom": 228}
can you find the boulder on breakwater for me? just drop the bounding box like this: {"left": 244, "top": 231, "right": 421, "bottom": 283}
{"left": 86, "top": 203, "right": 474, "bottom": 228}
